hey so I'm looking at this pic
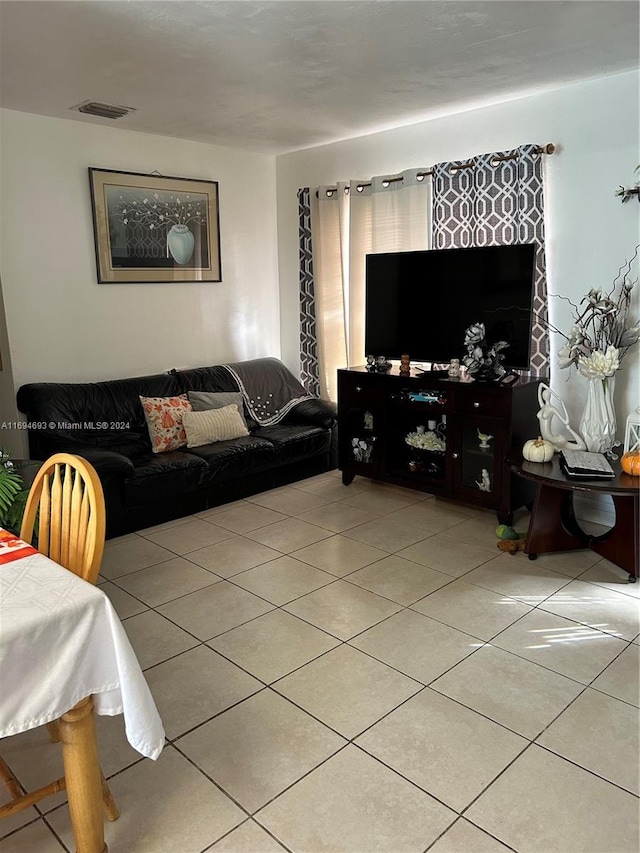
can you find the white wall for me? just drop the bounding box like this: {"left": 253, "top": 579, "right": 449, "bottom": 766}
{"left": 2, "top": 72, "right": 638, "bottom": 462}
{"left": 0, "top": 110, "right": 280, "bottom": 395}
{"left": 0, "top": 276, "right": 21, "bottom": 456}
{"left": 276, "top": 71, "right": 640, "bottom": 433}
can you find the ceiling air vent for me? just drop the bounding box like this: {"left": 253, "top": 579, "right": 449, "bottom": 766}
{"left": 72, "top": 101, "right": 135, "bottom": 120}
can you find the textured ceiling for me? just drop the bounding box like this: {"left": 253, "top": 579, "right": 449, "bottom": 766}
{"left": 0, "top": 1, "right": 638, "bottom": 154}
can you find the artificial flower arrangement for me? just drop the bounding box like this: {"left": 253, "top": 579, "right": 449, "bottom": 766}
{"left": 405, "top": 431, "right": 446, "bottom": 453}
{"left": 351, "top": 437, "right": 374, "bottom": 463}
{"left": 462, "top": 322, "right": 509, "bottom": 379}
{"left": 555, "top": 253, "right": 640, "bottom": 380}
{"left": 548, "top": 250, "right": 640, "bottom": 456}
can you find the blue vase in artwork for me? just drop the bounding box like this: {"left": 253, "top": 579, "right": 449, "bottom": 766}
{"left": 167, "top": 224, "right": 195, "bottom": 265}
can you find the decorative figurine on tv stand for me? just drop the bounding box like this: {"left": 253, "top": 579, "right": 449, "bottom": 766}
{"left": 400, "top": 353, "right": 411, "bottom": 375}
{"left": 462, "top": 322, "right": 508, "bottom": 381}
{"left": 375, "top": 355, "right": 392, "bottom": 373}
{"left": 475, "top": 468, "right": 491, "bottom": 492}
{"left": 477, "top": 428, "right": 493, "bottom": 449}
{"left": 447, "top": 358, "right": 461, "bottom": 379}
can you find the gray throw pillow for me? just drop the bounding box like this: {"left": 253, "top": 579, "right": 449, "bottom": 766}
{"left": 187, "top": 391, "right": 248, "bottom": 428}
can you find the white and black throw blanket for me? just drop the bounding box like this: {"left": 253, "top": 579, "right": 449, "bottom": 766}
{"left": 221, "top": 358, "right": 314, "bottom": 426}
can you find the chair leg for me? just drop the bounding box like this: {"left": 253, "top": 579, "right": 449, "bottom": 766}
{"left": 46, "top": 720, "right": 61, "bottom": 743}
{"left": 0, "top": 755, "right": 23, "bottom": 800}
{"left": 0, "top": 754, "right": 66, "bottom": 819}
{"left": 0, "top": 774, "right": 66, "bottom": 819}
{"left": 101, "top": 773, "right": 119, "bottom": 821}
{"left": 0, "top": 728, "right": 117, "bottom": 827}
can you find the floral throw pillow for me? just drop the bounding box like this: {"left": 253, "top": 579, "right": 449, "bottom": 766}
{"left": 139, "top": 395, "right": 193, "bottom": 454}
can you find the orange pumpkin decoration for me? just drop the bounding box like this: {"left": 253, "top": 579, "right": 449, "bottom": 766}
{"left": 621, "top": 450, "right": 640, "bottom": 476}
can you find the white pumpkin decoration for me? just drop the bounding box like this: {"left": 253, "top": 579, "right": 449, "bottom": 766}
{"left": 522, "top": 435, "right": 554, "bottom": 463}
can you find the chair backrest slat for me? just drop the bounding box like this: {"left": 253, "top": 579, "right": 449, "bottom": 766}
{"left": 69, "top": 488, "right": 90, "bottom": 576}
{"left": 19, "top": 454, "right": 106, "bottom": 585}
{"left": 68, "top": 469, "right": 84, "bottom": 575}
{"left": 48, "top": 465, "right": 63, "bottom": 563}
{"left": 38, "top": 474, "right": 51, "bottom": 557}
{"left": 60, "top": 463, "right": 73, "bottom": 567}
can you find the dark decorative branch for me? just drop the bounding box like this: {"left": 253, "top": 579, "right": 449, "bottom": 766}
{"left": 617, "top": 166, "right": 640, "bottom": 203}
{"left": 616, "top": 186, "right": 640, "bottom": 204}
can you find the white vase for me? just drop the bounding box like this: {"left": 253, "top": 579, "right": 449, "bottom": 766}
{"left": 166, "top": 224, "right": 195, "bottom": 265}
{"left": 579, "top": 375, "right": 617, "bottom": 455}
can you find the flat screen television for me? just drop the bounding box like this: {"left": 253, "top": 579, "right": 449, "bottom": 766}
{"left": 365, "top": 243, "right": 536, "bottom": 370}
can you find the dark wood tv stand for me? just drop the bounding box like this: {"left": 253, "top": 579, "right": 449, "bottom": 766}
{"left": 338, "top": 366, "right": 544, "bottom": 524}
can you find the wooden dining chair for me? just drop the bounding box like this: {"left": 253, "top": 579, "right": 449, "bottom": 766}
{"left": 19, "top": 452, "right": 106, "bottom": 585}
{"left": 0, "top": 453, "right": 118, "bottom": 823}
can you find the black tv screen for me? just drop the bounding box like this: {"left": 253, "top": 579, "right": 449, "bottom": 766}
{"left": 365, "top": 244, "right": 536, "bottom": 370}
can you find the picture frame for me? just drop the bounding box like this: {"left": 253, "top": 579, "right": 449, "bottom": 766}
{"left": 89, "top": 168, "right": 221, "bottom": 283}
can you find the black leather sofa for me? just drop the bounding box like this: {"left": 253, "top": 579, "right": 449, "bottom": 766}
{"left": 16, "top": 358, "right": 337, "bottom": 538}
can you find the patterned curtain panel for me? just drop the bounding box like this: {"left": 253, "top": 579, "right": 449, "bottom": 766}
{"left": 432, "top": 144, "right": 548, "bottom": 374}
{"left": 297, "top": 187, "right": 320, "bottom": 397}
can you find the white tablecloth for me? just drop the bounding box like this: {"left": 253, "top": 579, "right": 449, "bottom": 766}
{"left": 0, "top": 544, "right": 165, "bottom": 760}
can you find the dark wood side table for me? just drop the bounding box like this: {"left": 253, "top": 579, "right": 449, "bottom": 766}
{"left": 508, "top": 453, "right": 639, "bottom": 582}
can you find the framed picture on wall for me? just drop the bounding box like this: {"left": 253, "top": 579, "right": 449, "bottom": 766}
{"left": 89, "top": 168, "right": 221, "bottom": 283}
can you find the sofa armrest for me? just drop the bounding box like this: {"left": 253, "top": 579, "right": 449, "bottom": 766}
{"left": 284, "top": 399, "right": 337, "bottom": 430}
{"left": 66, "top": 449, "right": 135, "bottom": 478}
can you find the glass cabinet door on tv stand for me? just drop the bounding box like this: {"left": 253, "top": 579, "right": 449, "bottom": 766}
{"left": 450, "top": 415, "right": 503, "bottom": 505}
{"left": 338, "top": 375, "right": 384, "bottom": 478}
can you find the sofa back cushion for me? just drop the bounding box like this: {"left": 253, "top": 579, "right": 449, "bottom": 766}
{"left": 17, "top": 372, "right": 182, "bottom": 458}
{"left": 177, "top": 365, "right": 257, "bottom": 429}
{"left": 176, "top": 365, "right": 238, "bottom": 394}
{"left": 188, "top": 391, "right": 248, "bottom": 428}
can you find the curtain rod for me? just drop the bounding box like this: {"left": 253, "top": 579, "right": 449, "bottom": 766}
{"left": 319, "top": 143, "right": 555, "bottom": 197}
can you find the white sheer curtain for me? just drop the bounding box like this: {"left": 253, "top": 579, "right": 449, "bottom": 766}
{"left": 312, "top": 170, "right": 431, "bottom": 400}
{"left": 311, "top": 182, "right": 350, "bottom": 401}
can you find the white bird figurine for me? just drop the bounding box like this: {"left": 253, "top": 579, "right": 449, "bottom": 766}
{"left": 477, "top": 429, "right": 493, "bottom": 449}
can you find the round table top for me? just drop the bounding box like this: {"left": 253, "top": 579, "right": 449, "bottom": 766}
{"left": 508, "top": 452, "right": 640, "bottom": 496}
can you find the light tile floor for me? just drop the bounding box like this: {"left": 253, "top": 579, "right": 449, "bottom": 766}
{"left": 2, "top": 472, "right": 639, "bottom": 853}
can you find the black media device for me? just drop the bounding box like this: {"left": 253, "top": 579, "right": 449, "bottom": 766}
{"left": 364, "top": 243, "right": 537, "bottom": 371}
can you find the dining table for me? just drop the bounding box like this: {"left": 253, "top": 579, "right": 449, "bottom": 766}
{"left": 0, "top": 528, "right": 165, "bottom": 852}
